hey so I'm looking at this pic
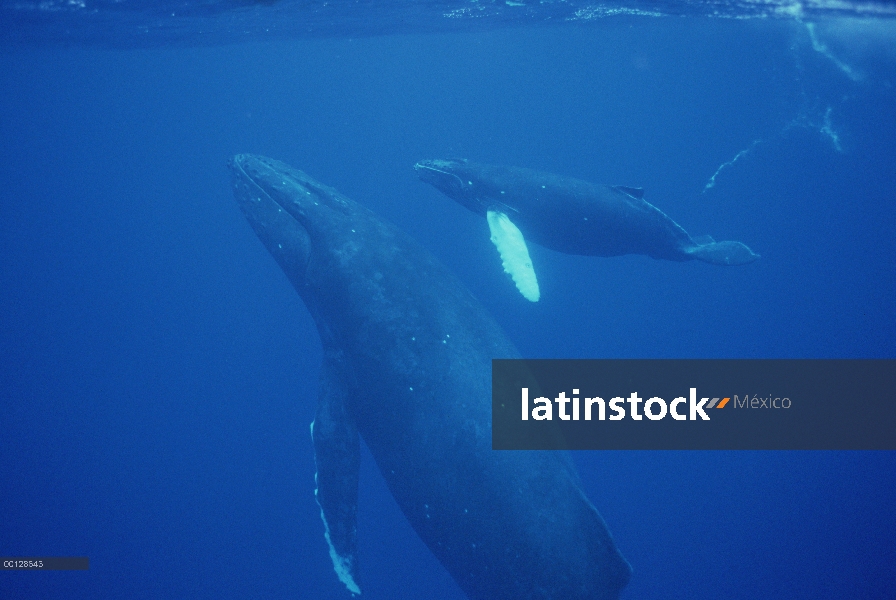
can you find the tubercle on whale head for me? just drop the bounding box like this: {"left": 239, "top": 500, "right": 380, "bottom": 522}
{"left": 230, "top": 154, "right": 320, "bottom": 223}
{"left": 414, "top": 158, "right": 486, "bottom": 216}
{"left": 229, "top": 154, "right": 360, "bottom": 236}
{"left": 228, "top": 154, "right": 342, "bottom": 291}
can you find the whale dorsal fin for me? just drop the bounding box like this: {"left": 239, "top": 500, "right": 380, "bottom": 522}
{"left": 613, "top": 186, "right": 645, "bottom": 199}
{"left": 486, "top": 210, "right": 540, "bottom": 302}
{"left": 692, "top": 234, "right": 716, "bottom": 245}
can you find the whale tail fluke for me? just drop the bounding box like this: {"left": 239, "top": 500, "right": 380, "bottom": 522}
{"left": 689, "top": 237, "right": 760, "bottom": 266}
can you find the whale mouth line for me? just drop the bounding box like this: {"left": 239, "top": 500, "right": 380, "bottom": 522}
{"left": 229, "top": 154, "right": 314, "bottom": 283}
{"left": 233, "top": 160, "right": 279, "bottom": 214}
{"left": 414, "top": 161, "right": 469, "bottom": 206}
{"left": 232, "top": 154, "right": 311, "bottom": 224}
{"left": 414, "top": 162, "right": 464, "bottom": 188}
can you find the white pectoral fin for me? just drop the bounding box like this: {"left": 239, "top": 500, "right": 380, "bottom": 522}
{"left": 312, "top": 354, "right": 361, "bottom": 595}
{"left": 486, "top": 210, "right": 540, "bottom": 302}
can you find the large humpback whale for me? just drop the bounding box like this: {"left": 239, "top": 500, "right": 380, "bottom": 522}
{"left": 228, "top": 154, "right": 631, "bottom": 599}
{"left": 416, "top": 158, "right": 759, "bottom": 301}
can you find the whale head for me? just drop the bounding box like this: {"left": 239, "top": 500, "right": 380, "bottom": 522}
{"left": 229, "top": 154, "right": 359, "bottom": 292}
{"left": 414, "top": 158, "right": 487, "bottom": 215}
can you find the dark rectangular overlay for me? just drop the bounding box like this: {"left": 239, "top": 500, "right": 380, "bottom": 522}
{"left": 1, "top": 557, "right": 89, "bottom": 570}
{"left": 493, "top": 359, "right": 896, "bottom": 450}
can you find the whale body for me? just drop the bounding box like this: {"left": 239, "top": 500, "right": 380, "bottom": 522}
{"left": 229, "top": 154, "right": 631, "bottom": 599}
{"left": 416, "top": 158, "right": 759, "bottom": 301}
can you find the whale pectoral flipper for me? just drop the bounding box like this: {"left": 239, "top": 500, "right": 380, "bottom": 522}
{"left": 311, "top": 352, "right": 361, "bottom": 595}
{"left": 486, "top": 209, "right": 540, "bottom": 302}
{"left": 688, "top": 239, "right": 760, "bottom": 266}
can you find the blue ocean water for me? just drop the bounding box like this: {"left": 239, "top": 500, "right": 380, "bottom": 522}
{"left": 1, "top": 2, "right": 895, "bottom": 599}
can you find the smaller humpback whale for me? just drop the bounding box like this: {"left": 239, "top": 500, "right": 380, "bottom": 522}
{"left": 229, "top": 155, "right": 631, "bottom": 599}
{"left": 415, "top": 158, "right": 759, "bottom": 301}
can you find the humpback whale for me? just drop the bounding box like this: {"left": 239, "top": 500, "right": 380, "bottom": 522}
{"left": 228, "top": 154, "right": 631, "bottom": 599}
{"left": 415, "top": 158, "right": 759, "bottom": 301}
